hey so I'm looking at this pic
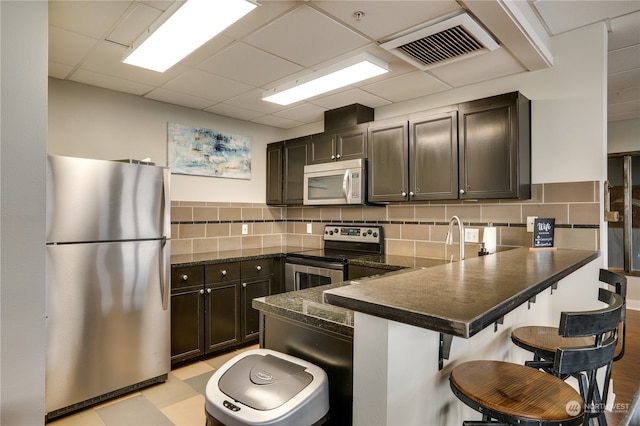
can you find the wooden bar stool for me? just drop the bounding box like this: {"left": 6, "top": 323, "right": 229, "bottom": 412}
{"left": 450, "top": 289, "right": 623, "bottom": 426}
{"left": 511, "top": 269, "right": 627, "bottom": 413}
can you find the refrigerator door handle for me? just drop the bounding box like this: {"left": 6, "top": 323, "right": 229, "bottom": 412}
{"left": 162, "top": 168, "right": 171, "bottom": 239}
{"left": 161, "top": 237, "right": 170, "bottom": 310}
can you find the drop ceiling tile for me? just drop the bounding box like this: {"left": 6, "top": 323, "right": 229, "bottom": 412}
{"left": 107, "top": 2, "right": 163, "bottom": 46}
{"left": 198, "top": 43, "right": 304, "bottom": 87}
{"left": 312, "top": 1, "right": 461, "bottom": 41}
{"left": 70, "top": 69, "right": 154, "bottom": 96}
{"left": 273, "top": 103, "right": 326, "bottom": 124}
{"left": 163, "top": 69, "right": 254, "bottom": 102}
{"left": 609, "top": 68, "right": 640, "bottom": 91}
{"left": 49, "top": 62, "right": 75, "bottom": 80}
{"left": 428, "top": 48, "right": 526, "bottom": 87}
{"left": 178, "top": 34, "right": 235, "bottom": 68}
{"left": 49, "top": 26, "right": 97, "bottom": 67}
{"left": 310, "top": 88, "right": 392, "bottom": 110}
{"left": 222, "top": 1, "right": 299, "bottom": 40}
{"left": 80, "top": 41, "right": 185, "bottom": 86}
{"left": 251, "top": 114, "right": 306, "bottom": 129}
{"left": 608, "top": 45, "right": 640, "bottom": 74}
{"left": 144, "top": 88, "right": 214, "bottom": 110}
{"left": 204, "top": 103, "right": 266, "bottom": 121}
{"left": 361, "top": 71, "right": 450, "bottom": 102}
{"left": 609, "top": 85, "right": 640, "bottom": 105}
{"left": 244, "top": 4, "right": 370, "bottom": 67}
{"left": 224, "top": 89, "right": 290, "bottom": 115}
{"left": 49, "top": 1, "right": 133, "bottom": 39}
{"left": 608, "top": 98, "right": 640, "bottom": 119}
{"left": 608, "top": 11, "right": 640, "bottom": 50}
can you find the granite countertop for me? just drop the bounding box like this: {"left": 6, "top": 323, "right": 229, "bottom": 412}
{"left": 323, "top": 248, "right": 600, "bottom": 338}
{"left": 170, "top": 246, "right": 308, "bottom": 267}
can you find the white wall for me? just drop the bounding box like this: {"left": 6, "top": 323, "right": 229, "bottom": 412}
{"left": 48, "top": 78, "right": 290, "bottom": 203}
{"left": 1, "top": 1, "right": 48, "bottom": 424}
{"left": 608, "top": 118, "right": 640, "bottom": 153}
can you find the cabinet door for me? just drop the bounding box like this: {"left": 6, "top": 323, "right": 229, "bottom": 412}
{"left": 266, "top": 142, "right": 283, "bottom": 205}
{"left": 367, "top": 121, "right": 409, "bottom": 202}
{"left": 242, "top": 278, "right": 270, "bottom": 341}
{"left": 336, "top": 124, "right": 368, "bottom": 161}
{"left": 205, "top": 282, "right": 240, "bottom": 353}
{"left": 309, "top": 132, "right": 335, "bottom": 164}
{"left": 458, "top": 92, "right": 530, "bottom": 199}
{"left": 410, "top": 110, "right": 459, "bottom": 201}
{"left": 283, "top": 137, "right": 309, "bottom": 204}
{"left": 171, "top": 286, "right": 204, "bottom": 363}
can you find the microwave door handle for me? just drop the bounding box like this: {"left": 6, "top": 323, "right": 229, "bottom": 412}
{"left": 343, "top": 170, "right": 350, "bottom": 201}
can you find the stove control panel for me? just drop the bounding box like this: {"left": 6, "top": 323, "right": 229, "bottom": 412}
{"left": 323, "top": 224, "right": 383, "bottom": 244}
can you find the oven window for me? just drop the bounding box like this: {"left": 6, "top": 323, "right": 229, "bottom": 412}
{"left": 296, "top": 271, "right": 333, "bottom": 289}
{"left": 308, "top": 175, "right": 344, "bottom": 200}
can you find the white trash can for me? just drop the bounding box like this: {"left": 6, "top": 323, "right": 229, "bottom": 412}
{"left": 205, "top": 349, "right": 329, "bottom": 426}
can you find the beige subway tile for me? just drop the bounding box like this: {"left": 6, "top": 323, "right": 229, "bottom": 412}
{"left": 242, "top": 208, "right": 263, "bottom": 220}
{"left": 445, "top": 205, "right": 481, "bottom": 223}
{"left": 521, "top": 204, "right": 569, "bottom": 224}
{"left": 178, "top": 201, "right": 207, "bottom": 207}
{"left": 172, "top": 200, "right": 181, "bottom": 206}
{"left": 179, "top": 223, "right": 206, "bottom": 238}
{"left": 172, "top": 206, "right": 193, "bottom": 222}
{"left": 310, "top": 222, "right": 324, "bottom": 235}
{"left": 206, "top": 223, "right": 230, "bottom": 237}
{"left": 171, "top": 224, "right": 180, "bottom": 239}
{"left": 242, "top": 236, "right": 263, "bottom": 249}
{"left": 170, "top": 238, "right": 193, "bottom": 256}
{"left": 192, "top": 237, "right": 218, "bottom": 253}
{"left": 387, "top": 240, "right": 415, "bottom": 257}
{"left": 341, "top": 206, "right": 364, "bottom": 221}
{"left": 302, "top": 234, "right": 322, "bottom": 249}
{"left": 414, "top": 205, "right": 446, "bottom": 222}
{"left": 302, "top": 208, "right": 321, "bottom": 220}
{"left": 401, "top": 224, "right": 430, "bottom": 241}
{"left": 415, "top": 241, "right": 446, "bottom": 259}
{"left": 253, "top": 222, "right": 273, "bottom": 235}
{"left": 230, "top": 223, "right": 248, "bottom": 236}
{"left": 293, "top": 222, "right": 307, "bottom": 234}
{"left": 500, "top": 227, "right": 532, "bottom": 247}
{"left": 362, "top": 206, "right": 387, "bottom": 221}
{"left": 431, "top": 225, "right": 450, "bottom": 242}
{"left": 555, "top": 228, "right": 598, "bottom": 250}
{"left": 206, "top": 201, "right": 232, "bottom": 207}
{"left": 388, "top": 205, "right": 415, "bottom": 221}
{"left": 219, "top": 237, "right": 242, "bottom": 251}
{"left": 286, "top": 207, "right": 303, "bottom": 220}
{"left": 382, "top": 224, "right": 401, "bottom": 239}
{"left": 286, "top": 222, "right": 296, "bottom": 233}
{"left": 262, "top": 234, "right": 283, "bottom": 248}
{"left": 544, "top": 181, "right": 596, "bottom": 203}
{"left": 263, "top": 207, "right": 283, "bottom": 221}
{"left": 193, "top": 207, "right": 219, "bottom": 222}
{"left": 285, "top": 234, "right": 303, "bottom": 247}
{"left": 219, "top": 207, "right": 242, "bottom": 221}
{"left": 273, "top": 222, "right": 287, "bottom": 234}
{"left": 482, "top": 204, "right": 521, "bottom": 224}
{"left": 569, "top": 203, "right": 599, "bottom": 225}
{"left": 321, "top": 208, "right": 342, "bottom": 221}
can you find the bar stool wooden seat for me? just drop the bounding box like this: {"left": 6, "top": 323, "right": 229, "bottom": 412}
{"left": 450, "top": 288, "right": 623, "bottom": 426}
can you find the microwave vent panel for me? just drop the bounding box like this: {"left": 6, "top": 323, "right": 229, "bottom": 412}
{"left": 380, "top": 13, "right": 499, "bottom": 70}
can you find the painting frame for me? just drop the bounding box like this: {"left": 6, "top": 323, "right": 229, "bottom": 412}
{"left": 167, "top": 122, "right": 252, "bottom": 179}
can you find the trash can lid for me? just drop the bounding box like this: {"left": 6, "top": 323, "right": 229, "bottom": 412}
{"left": 218, "top": 354, "right": 313, "bottom": 411}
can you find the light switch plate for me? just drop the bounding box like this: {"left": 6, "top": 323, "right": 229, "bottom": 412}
{"left": 464, "top": 228, "right": 479, "bottom": 243}
{"left": 527, "top": 216, "right": 537, "bottom": 232}
{"left": 242, "top": 224, "right": 248, "bottom": 235}
{"left": 307, "top": 223, "right": 313, "bottom": 234}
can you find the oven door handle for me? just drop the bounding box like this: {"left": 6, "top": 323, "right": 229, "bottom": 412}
{"left": 285, "top": 257, "right": 345, "bottom": 270}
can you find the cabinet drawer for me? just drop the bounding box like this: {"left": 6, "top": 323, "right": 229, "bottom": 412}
{"left": 205, "top": 262, "right": 241, "bottom": 284}
{"left": 242, "top": 258, "right": 274, "bottom": 278}
{"left": 172, "top": 266, "right": 204, "bottom": 289}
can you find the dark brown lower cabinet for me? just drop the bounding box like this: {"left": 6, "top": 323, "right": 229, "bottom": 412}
{"left": 170, "top": 285, "right": 204, "bottom": 362}
{"left": 205, "top": 281, "right": 240, "bottom": 353}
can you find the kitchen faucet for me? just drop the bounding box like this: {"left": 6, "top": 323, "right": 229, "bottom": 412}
{"left": 446, "top": 215, "right": 465, "bottom": 261}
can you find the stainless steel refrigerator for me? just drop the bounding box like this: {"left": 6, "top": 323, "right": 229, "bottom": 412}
{"left": 45, "top": 155, "right": 171, "bottom": 420}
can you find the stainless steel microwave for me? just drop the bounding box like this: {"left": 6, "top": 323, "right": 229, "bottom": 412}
{"left": 303, "top": 158, "right": 366, "bottom": 205}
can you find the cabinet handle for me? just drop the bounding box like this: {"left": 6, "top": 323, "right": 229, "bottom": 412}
{"left": 182, "top": 274, "right": 188, "bottom": 281}
{"left": 207, "top": 288, "right": 212, "bottom": 294}
{"left": 336, "top": 154, "right": 341, "bottom": 159}
{"left": 256, "top": 265, "right": 262, "bottom": 271}
{"left": 331, "top": 155, "right": 336, "bottom": 160}
{"left": 221, "top": 270, "right": 227, "bottom": 276}
{"left": 459, "top": 189, "right": 465, "bottom": 194}
{"left": 199, "top": 289, "right": 205, "bottom": 295}
{"left": 409, "top": 191, "right": 415, "bottom": 196}
{"left": 401, "top": 191, "right": 407, "bottom": 197}
{"left": 242, "top": 282, "right": 247, "bottom": 288}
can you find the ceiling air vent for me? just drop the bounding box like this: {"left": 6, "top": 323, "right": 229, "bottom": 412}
{"left": 381, "top": 13, "right": 499, "bottom": 70}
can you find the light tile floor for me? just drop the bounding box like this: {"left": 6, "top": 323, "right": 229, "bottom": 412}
{"left": 49, "top": 345, "right": 258, "bottom": 426}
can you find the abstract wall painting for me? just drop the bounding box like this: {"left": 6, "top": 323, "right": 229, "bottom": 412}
{"left": 168, "top": 122, "right": 251, "bottom": 179}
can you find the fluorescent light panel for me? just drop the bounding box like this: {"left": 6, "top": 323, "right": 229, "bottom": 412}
{"left": 262, "top": 53, "right": 389, "bottom": 106}
{"left": 123, "top": 0, "right": 258, "bottom": 73}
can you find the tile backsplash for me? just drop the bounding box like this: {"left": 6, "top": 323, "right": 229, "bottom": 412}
{"left": 171, "top": 181, "right": 600, "bottom": 258}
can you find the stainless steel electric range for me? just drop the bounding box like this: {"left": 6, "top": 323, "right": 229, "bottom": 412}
{"left": 284, "top": 224, "right": 384, "bottom": 292}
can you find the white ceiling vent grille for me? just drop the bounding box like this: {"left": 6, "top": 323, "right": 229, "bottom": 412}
{"left": 381, "top": 13, "right": 499, "bottom": 70}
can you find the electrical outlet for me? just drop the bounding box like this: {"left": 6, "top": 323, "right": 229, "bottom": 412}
{"left": 307, "top": 223, "right": 313, "bottom": 234}
{"left": 527, "top": 216, "right": 538, "bottom": 232}
{"left": 464, "top": 228, "right": 479, "bottom": 243}
{"left": 241, "top": 224, "right": 248, "bottom": 235}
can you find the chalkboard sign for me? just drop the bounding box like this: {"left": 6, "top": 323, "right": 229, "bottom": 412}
{"left": 533, "top": 218, "right": 555, "bottom": 248}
